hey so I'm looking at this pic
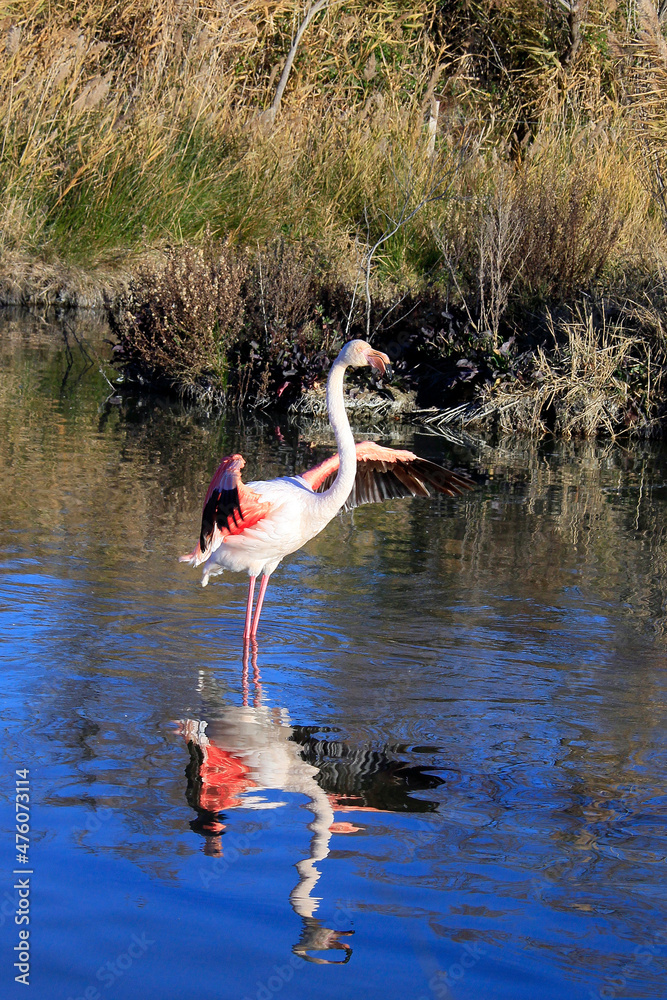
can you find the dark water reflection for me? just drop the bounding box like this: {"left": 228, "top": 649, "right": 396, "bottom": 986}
{"left": 1, "top": 311, "right": 666, "bottom": 1000}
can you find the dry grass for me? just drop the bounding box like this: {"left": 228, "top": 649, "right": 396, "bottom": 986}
{"left": 0, "top": 1, "right": 439, "bottom": 271}
{"left": 437, "top": 124, "right": 655, "bottom": 326}
{"left": 614, "top": 0, "right": 667, "bottom": 225}
{"left": 433, "top": 303, "right": 660, "bottom": 439}
{"left": 1, "top": 1, "right": 664, "bottom": 280}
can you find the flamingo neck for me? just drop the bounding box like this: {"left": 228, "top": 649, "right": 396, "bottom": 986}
{"left": 317, "top": 357, "right": 356, "bottom": 514}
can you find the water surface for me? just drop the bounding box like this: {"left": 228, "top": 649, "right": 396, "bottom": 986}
{"left": 1, "top": 312, "right": 666, "bottom": 1000}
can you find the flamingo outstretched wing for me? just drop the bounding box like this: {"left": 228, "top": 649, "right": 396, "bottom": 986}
{"left": 180, "top": 454, "right": 272, "bottom": 568}
{"left": 301, "top": 441, "right": 474, "bottom": 511}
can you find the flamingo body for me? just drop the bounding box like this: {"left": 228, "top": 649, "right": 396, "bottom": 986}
{"left": 182, "top": 473, "right": 330, "bottom": 585}
{"left": 181, "top": 339, "right": 474, "bottom": 637}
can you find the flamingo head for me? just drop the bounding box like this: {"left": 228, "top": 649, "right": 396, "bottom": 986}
{"left": 338, "top": 339, "right": 390, "bottom": 376}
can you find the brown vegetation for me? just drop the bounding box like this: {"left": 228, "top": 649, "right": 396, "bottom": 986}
{"left": 430, "top": 304, "right": 660, "bottom": 439}
{"left": 4, "top": 2, "right": 667, "bottom": 434}
{"left": 109, "top": 238, "right": 344, "bottom": 406}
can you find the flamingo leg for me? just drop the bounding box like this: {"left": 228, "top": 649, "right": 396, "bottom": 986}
{"left": 250, "top": 574, "right": 270, "bottom": 638}
{"left": 243, "top": 576, "right": 256, "bottom": 640}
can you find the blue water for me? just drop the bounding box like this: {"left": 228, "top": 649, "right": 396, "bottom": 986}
{"left": 1, "top": 312, "right": 666, "bottom": 1000}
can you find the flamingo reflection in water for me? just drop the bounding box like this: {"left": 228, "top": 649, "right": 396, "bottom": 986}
{"left": 175, "top": 644, "right": 444, "bottom": 964}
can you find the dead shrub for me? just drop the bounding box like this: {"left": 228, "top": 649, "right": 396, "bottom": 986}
{"left": 109, "top": 238, "right": 344, "bottom": 407}
{"left": 234, "top": 241, "right": 343, "bottom": 407}
{"left": 248, "top": 241, "right": 323, "bottom": 348}
{"left": 471, "top": 177, "right": 526, "bottom": 348}
{"left": 109, "top": 239, "right": 247, "bottom": 404}
{"left": 436, "top": 139, "right": 629, "bottom": 347}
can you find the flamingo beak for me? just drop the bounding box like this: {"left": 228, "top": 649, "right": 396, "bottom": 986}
{"left": 367, "top": 350, "right": 391, "bottom": 376}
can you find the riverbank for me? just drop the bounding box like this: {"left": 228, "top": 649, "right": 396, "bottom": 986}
{"left": 106, "top": 234, "right": 667, "bottom": 438}
{"left": 3, "top": 3, "right": 667, "bottom": 436}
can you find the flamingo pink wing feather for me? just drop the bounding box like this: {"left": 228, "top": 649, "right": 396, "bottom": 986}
{"left": 301, "top": 442, "right": 417, "bottom": 490}
{"left": 301, "top": 441, "right": 474, "bottom": 510}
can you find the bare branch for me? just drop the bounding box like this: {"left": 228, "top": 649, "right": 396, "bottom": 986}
{"left": 426, "top": 96, "right": 440, "bottom": 158}
{"left": 260, "top": 1, "right": 329, "bottom": 129}
{"left": 363, "top": 152, "right": 465, "bottom": 340}
{"left": 553, "top": 1, "right": 589, "bottom": 67}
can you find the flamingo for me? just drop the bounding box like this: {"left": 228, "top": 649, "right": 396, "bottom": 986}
{"left": 180, "top": 339, "right": 474, "bottom": 639}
